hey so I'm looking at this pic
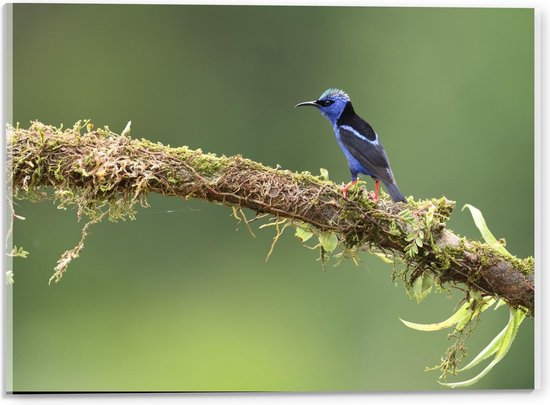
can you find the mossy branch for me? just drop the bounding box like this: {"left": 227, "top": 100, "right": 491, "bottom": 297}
{"left": 7, "top": 121, "right": 534, "bottom": 315}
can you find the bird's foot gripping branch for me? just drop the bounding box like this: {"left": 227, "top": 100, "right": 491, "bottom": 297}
{"left": 6, "top": 121, "right": 534, "bottom": 387}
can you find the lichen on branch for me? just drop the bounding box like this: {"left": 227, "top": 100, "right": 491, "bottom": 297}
{"left": 6, "top": 121, "right": 534, "bottom": 315}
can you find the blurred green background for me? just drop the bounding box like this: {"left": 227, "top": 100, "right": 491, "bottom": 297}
{"left": 11, "top": 4, "right": 534, "bottom": 391}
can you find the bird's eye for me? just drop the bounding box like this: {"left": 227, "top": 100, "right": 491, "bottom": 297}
{"left": 319, "top": 100, "right": 334, "bottom": 107}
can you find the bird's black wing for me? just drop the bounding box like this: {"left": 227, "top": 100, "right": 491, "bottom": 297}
{"left": 338, "top": 126, "right": 396, "bottom": 184}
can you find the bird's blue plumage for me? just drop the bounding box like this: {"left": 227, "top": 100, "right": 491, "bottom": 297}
{"left": 296, "top": 88, "right": 406, "bottom": 202}
{"left": 333, "top": 124, "right": 374, "bottom": 179}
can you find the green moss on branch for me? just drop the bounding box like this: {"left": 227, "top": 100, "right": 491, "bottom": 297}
{"left": 7, "top": 121, "right": 534, "bottom": 314}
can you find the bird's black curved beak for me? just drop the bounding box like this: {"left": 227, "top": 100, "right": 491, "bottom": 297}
{"left": 295, "top": 100, "right": 320, "bottom": 108}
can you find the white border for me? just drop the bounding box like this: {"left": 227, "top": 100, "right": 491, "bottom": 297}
{"left": 1, "top": 1, "right": 11, "bottom": 399}
{"left": 534, "top": 5, "right": 542, "bottom": 393}
{"left": 0, "top": 1, "right": 545, "bottom": 404}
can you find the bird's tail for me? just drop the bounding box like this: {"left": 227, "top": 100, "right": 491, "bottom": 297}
{"left": 384, "top": 182, "right": 406, "bottom": 203}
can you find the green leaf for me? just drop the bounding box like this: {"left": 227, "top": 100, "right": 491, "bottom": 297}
{"left": 319, "top": 168, "right": 329, "bottom": 180}
{"left": 400, "top": 300, "right": 473, "bottom": 331}
{"left": 454, "top": 297, "right": 495, "bottom": 332}
{"left": 493, "top": 299, "right": 507, "bottom": 310}
{"left": 462, "top": 204, "right": 510, "bottom": 256}
{"left": 400, "top": 297, "right": 494, "bottom": 332}
{"left": 440, "top": 308, "right": 526, "bottom": 388}
{"left": 121, "top": 120, "right": 132, "bottom": 137}
{"left": 388, "top": 222, "right": 400, "bottom": 235}
{"left": 495, "top": 308, "right": 525, "bottom": 361}
{"left": 439, "top": 360, "right": 496, "bottom": 389}
{"left": 412, "top": 273, "right": 433, "bottom": 303}
{"left": 399, "top": 209, "right": 415, "bottom": 223}
{"left": 457, "top": 324, "right": 507, "bottom": 373}
{"left": 295, "top": 226, "right": 314, "bottom": 242}
{"left": 415, "top": 237, "right": 423, "bottom": 247}
{"left": 318, "top": 232, "right": 338, "bottom": 253}
{"left": 425, "top": 205, "right": 435, "bottom": 223}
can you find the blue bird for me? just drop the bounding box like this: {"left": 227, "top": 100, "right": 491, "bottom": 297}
{"left": 296, "top": 88, "right": 406, "bottom": 203}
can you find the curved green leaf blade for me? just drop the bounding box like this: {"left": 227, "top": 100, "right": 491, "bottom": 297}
{"left": 440, "top": 308, "right": 526, "bottom": 388}
{"left": 401, "top": 297, "right": 494, "bottom": 332}
{"left": 400, "top": 300, "right": 472, "bottom": 331}
{"left": 439, "top": 360, "right": 498, "bottom": 388}
{"left": 462, "top": 204, "right": 510, "bottom": 256}
{"left": 454, "top": 297, "right": 495, "bottom": 332}
{"left": 458, "top": 325, "right": 507, "bottom": 372}
{"left": 494, "top": 299, "right": 507, "bottom": 310}
{"left": 494, "top": 308, "right": 525, "bottom": 361}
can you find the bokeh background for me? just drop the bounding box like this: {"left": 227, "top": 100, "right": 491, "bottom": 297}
{"left": 10, "top": 4, "right": 534, "bottom": 391}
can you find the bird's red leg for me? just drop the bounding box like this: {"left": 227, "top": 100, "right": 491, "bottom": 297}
{"left": 373, "top": 179, "right": 380, "bottom": 204}
{"left": 340, "top": 179, "right": 358, "bottom": 198}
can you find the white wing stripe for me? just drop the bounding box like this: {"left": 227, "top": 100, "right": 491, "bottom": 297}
{"left": 340, "top": 125, "right": 379, "bottom": 145}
